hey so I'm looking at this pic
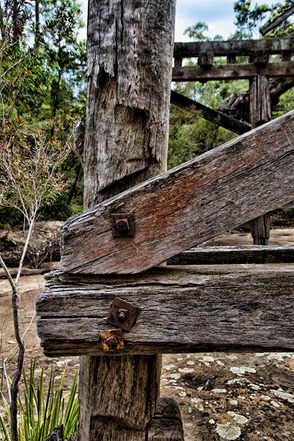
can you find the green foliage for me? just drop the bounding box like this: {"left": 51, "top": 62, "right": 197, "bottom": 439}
{"left": 0, "top": 118, "right": 71, "bottom": 224}
{"left": 277, "top": 87, "right": 294, "bottom": 115}
{"left": 169, "top": 76, "right": 246, "bottom": 169}
{"left": 0, "top": 0, "right": 86, "bottom": 226}
{"left": 233, "top": 0, "right": 294, "bottom": 38}
{"left": 168, "top": 104, "right": 236, "bottom": 169}
{"left": 184, "top": 21, "right": 223, "bottom": 41}
{"left": 0, "top": 361, "right": 79, "bottom": 441}
{"left": 0, "top": 0, "right": 31, "bottom": 43}
{"left": 233, "top": 0, "right": 271, "bottom": 38}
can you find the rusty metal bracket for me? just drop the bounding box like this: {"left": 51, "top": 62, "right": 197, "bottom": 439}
{"left": 111, "top": 213, "right": 136, "bottom": 237}
{"left": 100, "top": 329, "right": 125, "bottom": 351}
{"left": 107, "top": 297, "right": 141, "bottom": 332}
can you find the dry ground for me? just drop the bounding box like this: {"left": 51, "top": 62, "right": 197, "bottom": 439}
{"left": 0, "top": 228, "right": 293, "bottom": 440}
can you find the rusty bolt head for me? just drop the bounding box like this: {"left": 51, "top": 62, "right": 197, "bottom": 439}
{"left": 111, "top": 213, "right": 136, "bottom": 238}
{"left": 115, "top": 218, "right": 130, "bottom": 233}
{"left": 105, "top": 335, "right": 118, "bottom": 349}
{"left": 100, "top": 329, "right": 125, "bottom": 351}
{"left": 117, "top": 308, "right": 128, "bottom": 321}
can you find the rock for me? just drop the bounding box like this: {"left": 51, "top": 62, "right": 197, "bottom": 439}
{"left": 0, "top": 221, "right": 63, "bottom": 268}
{"left": 215, "top": 423, "right": 242, "bottom": 440}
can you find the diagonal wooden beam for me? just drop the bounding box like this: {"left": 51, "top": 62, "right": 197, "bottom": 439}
{"left": 60, "top": 110, "right": 294, "bottom": 274}
{"left": 170, "top": 90, "right": 250, "bottom": 134}
{"left": 260, "top": 5, "right": 294, "bottom": 36}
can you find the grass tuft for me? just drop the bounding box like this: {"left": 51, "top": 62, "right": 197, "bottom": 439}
{"left": 0, "top": 360, "right": 78, "bottom": 441}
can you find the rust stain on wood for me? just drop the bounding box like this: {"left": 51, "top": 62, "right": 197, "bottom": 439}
{"left": 100, "top": 329, "right": 125, "bottom": 351}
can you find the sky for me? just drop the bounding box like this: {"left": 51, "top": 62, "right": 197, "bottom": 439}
{"left": 175, "top": 0, "right": 280, "bottom": 41}
{"left": 80, "top": 0, "right": 280, "bottom": 41}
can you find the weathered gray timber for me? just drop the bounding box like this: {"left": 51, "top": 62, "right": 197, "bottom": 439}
{"left": 37, "top": 264, "right": 294, "bottom": 356}
{"left": 60, "top": 111, "right": 294, "bottom": 275}
{"left": 250, "top": 75, "right": 271, "bottom": 128}
{"left": 172, "top": 62, "right": 294, "bottom": 81}
{"left": 249, "top": 75, "right": 272, "bottom": 245}
{"left": 219, "top": 77, "right": 294, "bottom": 123}
{"left": 78, "top": 0, "right": 176, "bottom": 208}
{"left": 174, "top": 38, "right": 294, "bottom": 59}
{"left": 171, "top": 90, "right": 250, "bottom": 135}
{"left": 167, "top": 246, "right": 294, "bottom": 265}
{"left": 78, "top": 355, "right": 161, "bottom": 440}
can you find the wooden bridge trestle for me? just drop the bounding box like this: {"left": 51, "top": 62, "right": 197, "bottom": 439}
{"left": 36, "top": 2, "right": 294, "bottom": 439}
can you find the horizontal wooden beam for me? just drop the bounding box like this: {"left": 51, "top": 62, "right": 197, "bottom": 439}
{"left": 172, "top": 62, "right": 294, "bottom": 81}
{"left": 168, "top": 245, "right": 294, "bottom": 265}
{"left": 36, "top": 264, "right": 294, "bottom": 356}
{"left": 170, "top": 91, "right": 250, "bottom": 134}
{"left": 60, "top": 111, "right": 294, "bottom": 274}
{"left": 174, "top": 38, "right": 294, "bottom": 58}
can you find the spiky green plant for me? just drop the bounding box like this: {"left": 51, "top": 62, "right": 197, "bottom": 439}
{"left": 0, "top": 361, "right": 79, "bottom": 441}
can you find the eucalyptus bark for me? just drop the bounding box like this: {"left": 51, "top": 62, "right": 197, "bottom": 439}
{"left": 76, "top": 1, "right": 177, "bottom": 439}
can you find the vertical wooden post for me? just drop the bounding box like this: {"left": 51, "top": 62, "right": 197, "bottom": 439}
{"left": 249, "top": 75, "right": 272, "bottom": 245}
{"left": 75, "top": 1, "right": 177, "bottom": 439}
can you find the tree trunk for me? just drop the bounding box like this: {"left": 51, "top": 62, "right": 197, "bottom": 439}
{"left": 77, "top": 1, "right": 177, "bottom": 439}
{"left": 249, "top": 75, "right": 271, "bottom": 245}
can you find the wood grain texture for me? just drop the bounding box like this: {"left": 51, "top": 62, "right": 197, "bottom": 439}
{"left": 37, "top": 264, "right": 294, "bottom": 356}
{"left": 249, "top": 75, "right": 272, "bottom": 245}
{"left": 83, "top": 0, "right": 176, "bottom": 207}
{"left": 60, "top": 111, "right": 294, "bottom": 274}
{"left": 172, "top": 62, "right": 294, "bottom": 81}
{"left": 81, "top": 397, "right": 184, "bottom": 441}
{"left": 78, "top": 355, "right": 161, "bottom": 436}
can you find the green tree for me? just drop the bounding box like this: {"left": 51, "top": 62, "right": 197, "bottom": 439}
{"left": 184, "top": 21, "right": 223, "bottom": 41}
{"left": 0, "top": 0, "right": 86, "bottom": 223}
{"left": 233, "top": 0, "right": 294, "bottom": 38}
{"left": 0, "top": 118, "right": 71, "bottom": 441}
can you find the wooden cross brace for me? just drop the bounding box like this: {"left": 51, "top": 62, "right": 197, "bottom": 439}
{"left": 59, "top": 110, "right": 294, "bottom": 275}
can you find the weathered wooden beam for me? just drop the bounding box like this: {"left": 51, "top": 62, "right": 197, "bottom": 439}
{"left": 173, "top": 38, "right": 294, "bottom": 58}
{"left": 167, "top": 246, "right": 294, "bottom": 265}
{"left": 36, "top": 264, "right": 294, "bottom": 356}
{"left": 170, "top": 90, "right": 250, "bottom": 135}
{"left": 172, "top": 62, "right": 294, "bottom": 81}
{"left": 60, "top": 110, "right": 294, "bottom": 275}
{"left": 260, "top": 5, "right": 294, "bottom": 36}
{"left": 249, "top": 75, "right": 272, "bottom": 245}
